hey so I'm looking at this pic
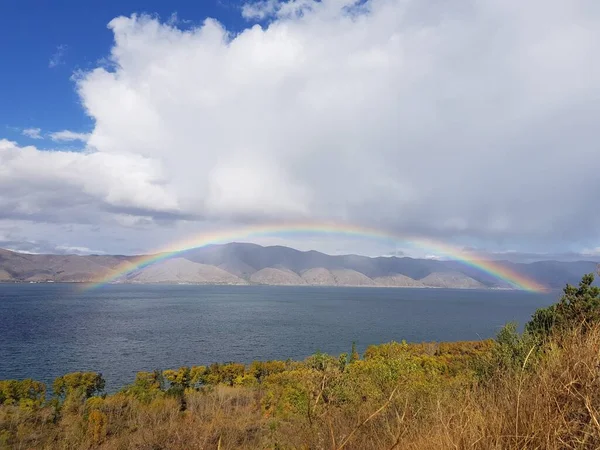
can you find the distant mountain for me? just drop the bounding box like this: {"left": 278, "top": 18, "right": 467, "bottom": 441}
{"left": 330, "top": 269, "right": 376, "bottom": 286}
{"left": 301, "top": 268, "right": 337, "bottom": 285}
{"left": 126, "top": 258, "right": 246, "bottom": 285}
{"left": 181, "top": 243, "right": 446, "bottom": 279}
{"left": 373, "top": 274, "right": 426, "bottom": 288}
{"left": 419, "top": 271, "right": 485, "bottom": 289}
{"left": 0, "top": 244, "right": 598, "bottom": 290}
{"left": 0, "top": 248, "right": 124, "bottom": 283}
{"left": 250, "top": 267, "right": 305, "bottom": 285}
{"left": 441, "top": 259, "right": 599, "bottom": 289}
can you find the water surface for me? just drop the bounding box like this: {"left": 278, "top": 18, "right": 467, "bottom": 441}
{"left": 0, "top": 284, "right": 558, "bottom": 391}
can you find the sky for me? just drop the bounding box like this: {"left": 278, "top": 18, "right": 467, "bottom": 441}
{"left": 1, "top": 0, "right": 599, "bottom": 262}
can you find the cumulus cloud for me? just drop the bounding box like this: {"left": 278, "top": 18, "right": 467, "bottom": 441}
{"left": 2, "top": 0, "right": 600, "bottom": 255}
{"left": 49, "top": 130, "right": 91, "bottom": 143}
{"left": 22, "top": 128, "right": 42, "bottom": 139}
{"left": 0, "top": 139, "right": 180, "bottom": 222}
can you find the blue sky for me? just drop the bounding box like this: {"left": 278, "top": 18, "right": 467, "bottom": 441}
{"left": 0, "top": 0, "right": 248, "bottom": 148}
{"left": 1, "top": 0, "right": 599, "bottom": 260}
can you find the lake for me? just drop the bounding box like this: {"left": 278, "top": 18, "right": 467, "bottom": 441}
{"left": 0, "top": 283, "right": 559, "bottom": 391}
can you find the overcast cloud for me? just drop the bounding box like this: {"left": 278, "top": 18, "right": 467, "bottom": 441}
{"left": 1, "top": 0, "right": 599, "bottom": 258}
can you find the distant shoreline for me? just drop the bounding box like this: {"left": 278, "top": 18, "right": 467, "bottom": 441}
{"left": 0, "top": 280, "right": 523, "bottom": 291}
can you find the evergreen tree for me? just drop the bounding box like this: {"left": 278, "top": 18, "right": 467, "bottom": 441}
{"left": 349, "top": 341, "right": 360, "bottom": 364}
{"left": 338, "top": 353, "right": 348, "bottom": 372}
{"left": 526, "top": 273, "right": 600, "bottom": 337}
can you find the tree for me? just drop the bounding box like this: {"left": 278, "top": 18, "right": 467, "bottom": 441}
{"left": 526, "top": 273, "right": 600, "bottom": 337}
{"left": 124, "top": 371, "right": 164, "bottom": 402}
{"left": 249, "top": 360, "right": 286, "bottom": 381}
{"left": 163, "top": 366, "right": 190, "bottom": 389}
{"left": 556, "top": 273, "right": 600, "bottom": 328}
{"left": 349, "top": 341, "right": 360, "bottom": 364}
{"left": 189, "top": 366, "right": 207, "bottom": 388}
{"left": 525, "top": 304, "right": 557, "bottom": 337}
{"left": 338, "top": 353, "right": 348, "bottom": 372}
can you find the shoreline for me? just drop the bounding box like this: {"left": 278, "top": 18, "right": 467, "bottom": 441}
{"left": 0, "top": 280, "right": 524, "bottom": 291}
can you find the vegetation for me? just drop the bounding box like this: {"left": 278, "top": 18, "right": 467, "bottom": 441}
{"left": 526, "top": 272, "right": 600, "bottom": 337}
{"left": 2, "top": 274, "right": 600, "bottom": 449}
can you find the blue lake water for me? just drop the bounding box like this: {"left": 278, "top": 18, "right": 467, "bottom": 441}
{"left": 0, "top": 284, "right": 559, "bottom": 391}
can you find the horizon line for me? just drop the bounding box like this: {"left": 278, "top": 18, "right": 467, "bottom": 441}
{"left": 2, "top": 242, "right": 599, "bottom": 264}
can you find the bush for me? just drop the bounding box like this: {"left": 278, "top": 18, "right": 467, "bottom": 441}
{"left": 248, "top": 360, "right": 287, "bottom": 381}
{"left": 0, "top": 379, "right": 46, "bottom": 407}
{"left": 53, "top": 372, "right": 105, "bottom": 402}
{"left": 123, "top": 370, "right": 164, "bottom": 402}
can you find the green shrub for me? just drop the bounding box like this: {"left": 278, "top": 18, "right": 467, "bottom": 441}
{"left": 122, "top": 370, "right": 164, "bottom": 402}
{"left": 0, "top": 379, "right": 46, "bottom": 407}
{"left": 53, "top": 372, "right": 105, "bottom": 401}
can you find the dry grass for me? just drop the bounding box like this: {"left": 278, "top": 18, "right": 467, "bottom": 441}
{"left": 401, "top": 326, "right": 600, "bottom": 450}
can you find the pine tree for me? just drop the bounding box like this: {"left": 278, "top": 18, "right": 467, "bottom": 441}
{"left": 349, "top": 341, "right": 360, "bottom": 364}
{"left": 526, "top": 273, "right": 600, "bottom": 337}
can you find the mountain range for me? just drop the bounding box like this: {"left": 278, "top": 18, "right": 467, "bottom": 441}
{"left": 0, "top": 243, "right": 598, "bottom": 290}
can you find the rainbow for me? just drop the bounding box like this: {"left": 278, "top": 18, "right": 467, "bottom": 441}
{"left": 87, "top": 222, "right": 549, "bottom": 292}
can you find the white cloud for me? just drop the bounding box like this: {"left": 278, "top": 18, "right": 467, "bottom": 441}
{"left": 582, "top": 247, "right": 600, "bottom": 256}
{"left": 49, "top": 44, "right": 67, "bottom": 68}
{"left": 2, "top": 1, "right": 600, "bottom": 255}
{"left": 204, "top": 156, "right": 310, "bottom": 218}
{"left": 54, "top": 244, "right": 106, "bottom": 255}
{"left": 242, "top": 0, "right": 279, "bottom": 20}
{"left": 22, "top": 128, "right": 42, "bottom": 139}
{"left": 49, "top": 130, "right": 91, "bottom": 143}
{"left": 0, "top": 227, "right": 107, "bottom": 255}
{"left": 0, "top": 139, "right": 180, "bottom": 221}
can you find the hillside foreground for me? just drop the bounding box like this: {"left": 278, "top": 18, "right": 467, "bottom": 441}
{"left": 2, "top": 274, "right": 600, "bottom": 449}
